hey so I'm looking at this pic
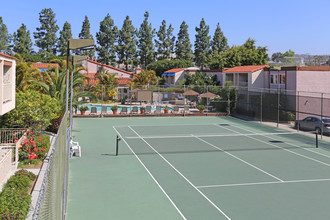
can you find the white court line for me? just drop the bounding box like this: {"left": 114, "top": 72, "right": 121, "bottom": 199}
{"left": 197, "top": 178, "right": 330, "bottom": 189}
{"left": 224, "top": 119, "right": 330, "bottom": 159}
{"left": 193, "top": 135, "right": 284, "bottom": 182}
{"left": 128, "top": 126, "right": 231, "bottom": 220}
{"left": 114, "top": 122, "right": 221, "bottom": 128}
{"left": 214, "top": 124, "right": 330, "bottom": 167}
{"left": 113, "top": 126, "right": 186, "bottom": 220}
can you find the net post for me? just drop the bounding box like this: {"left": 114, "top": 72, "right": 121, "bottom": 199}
{"left": 116, "top": 135, "right": 121, "bottom": 156}
{"left": 316, "top": 132, "right": 318, "bottom": 148}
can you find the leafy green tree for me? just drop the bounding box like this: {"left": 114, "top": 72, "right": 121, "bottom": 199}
{"left": 175, "top": 21, "right": 193, "bottom": 60}
{"left": 57, "top": 21, "right": 72, "bottom": 56}
{"left": 181, "top": 72, "right": 218, "bottom": 86}
{"left": 12, "top": 24, "right": 33, "bottom": 54}
{"left": 2, "top": 90, "right": 61, "bottom": 129}
{"left": 96, "top": 13, "right": 118, "bottom": 65}
{"left": 77, "top": 16, "right": 95, "bottom": 57}
{"left": 117, "top": 16, "right": 137, "bottom": 71}
{"left": 282, "top": 49, "right": 295, "bottom": 58}
{"left": 146, "top": 59, "right": 193, "bottom": 77}
{"left": 90, "top": 70, "right": 118, "bottom": 100}
{"left": 155, "top": 20, "right": 175, "bottom": 60}
{"left": 137, "top": 11, "right": 155, "bottom": 68}
{"left": 194, "top": 18, "right": 211, "bottom": 70}
{"left": 271, "top": 52, "right": 283, "bottom": 62}
{"left": 208, "top": 38, "right": 268, "bottom": 69}
{"left": 0, "top": 16, "right": 11, "bottom": 53}
{"left": 211, "top": 22, "right": 228, "bottom": 55}
{"left": 15, "top": 54, "right": 41, "bottom": 91}
{"left": 33, "top": 8, "right": 59, "bottom": 55}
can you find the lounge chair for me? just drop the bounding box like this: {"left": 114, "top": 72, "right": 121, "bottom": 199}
{"left": 145, "top": 106, "right": 152, "bottom": 114}
{"left": 154, "top": 106, "right": 162, "bottom": 114}
{"left": 101, "top": 106, "right": 107, "bottom": 115}
{"left": 70, "top": 140, "right": 81, "bottom": 157}
{"left": 120, "top": 107, "right": 128, "bottom": 114}
{"left": 172, "top": 106, "right": 180, "bottom": 114}
{"left": 183, "top": 105, "right": 190, "bottom": 114}
{"left": 90, "top": 107, "right": 97, "bottom": 115}
{"left": 131, "top": 106, "right": 139, "bottom": 114}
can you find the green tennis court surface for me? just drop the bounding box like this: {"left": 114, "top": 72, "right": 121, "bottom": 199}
{"left": 68, "top": 116, "right": 330, "bottom": 220}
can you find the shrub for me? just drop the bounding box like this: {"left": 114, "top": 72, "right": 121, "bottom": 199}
{"left": 15, "top": 170, "right": 37, "bottom": 181}
{"left": 0, "top": 189, "right": 31, "bottom": 220}
{"left": 197, "top": 105, "right": 205, "bottom": 110}
{"left": 3, "top": 175, "right": 31, "bottom": 192}
{"left": 79, "top": 106, "right": 89, "bottom": 112}
{"left": 111, "top": 105, "right": 118, "bottom": 111}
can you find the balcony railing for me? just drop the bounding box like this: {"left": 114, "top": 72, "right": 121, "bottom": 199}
{"left": 0, "top": 128, "right": 25, "bottom": 145}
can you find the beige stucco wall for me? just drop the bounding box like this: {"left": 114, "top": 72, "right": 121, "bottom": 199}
{"left": 175, "top": 70, "right": 185, "bottom": 85}
{"left": 296, "top": 71, "right": 330, "bottom": 93}
{"left": 0, "top": 148, "right": 12, "bottom": 189}
{"left": 249, "top": 69, "right": 264, "bottom": 89}
{"left": 82, "top": 60, "right": 133, "bottom": 78}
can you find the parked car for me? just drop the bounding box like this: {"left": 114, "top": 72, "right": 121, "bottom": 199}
{"left": 294, "top": 116, "right": 330, "bottom": 134}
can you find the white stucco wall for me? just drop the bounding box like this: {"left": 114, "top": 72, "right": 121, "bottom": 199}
{"left": 0, "top": 55, "right": 16, "bottom": 115}
{"left": 249, "top": 69, "right": 264, "bottom": 89}
{"left": 175, "top": 70, "right": 185, "bottom": 85}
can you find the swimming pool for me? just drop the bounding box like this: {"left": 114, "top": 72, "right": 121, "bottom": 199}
{"left": 81, "top": 104, "right": 173, "bottom": 112}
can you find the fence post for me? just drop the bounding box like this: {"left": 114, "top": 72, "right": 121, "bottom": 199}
{"left": 260, "top": 88, "right": 263, "bottom": 123}
{"left": 277, "top": 88, "right": 280, "bottom": 128}
{"left": 297, "top": 91, "right": 300, "bottom": 132}
{"left": 227, "top": 86, "right": 230, "bottom": 115}
{"left": 206, "top": 85, "right": 208, "bottom": 116}
{"left": 184, "top": 84, "right": 186, "bottom": 117}
{"left": 321, "top": 93, "right": 324, "bottom": 139}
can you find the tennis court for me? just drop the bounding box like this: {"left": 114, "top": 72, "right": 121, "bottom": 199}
{"left": 68, "top": 116, "right": 330, "bottom": 220}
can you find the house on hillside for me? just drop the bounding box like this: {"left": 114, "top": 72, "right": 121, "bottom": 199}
{"left": 162, "top": 68, "right": 186, "bottom": 85}
{"left": 32, "top": 63, "right": 60, "bottom": 72}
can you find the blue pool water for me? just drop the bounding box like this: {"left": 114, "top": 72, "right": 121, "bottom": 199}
{"left": 81, "top": 104, "right": 173, "bottom": 112}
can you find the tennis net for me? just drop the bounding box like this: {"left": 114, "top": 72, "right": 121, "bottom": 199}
{"left": 115, "top": 127, "right": 323, "bottom": 156}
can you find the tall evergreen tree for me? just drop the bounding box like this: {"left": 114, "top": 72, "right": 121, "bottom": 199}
{"left": 0, "top": 17, "right": 11, "bottom": 53}
{"left": 77, "top": 16, "right": 95, "bottom": 57}
{"left": 194, "top": 18, "right": 211, "bottom": 70}
{"left": 155, "top": 20, "right": 175, "bottom": 60}
{"left": 137, "top": 11, "right": 155, "bottom": 68}
{"left": 13, "top": 24, "right": 33, "bottom": 54}
{"left": 57, "top": 21, "right": 72, "bottom": 56}
{"left": 117, "top": 16, "right": 137, "bottom": 70}
{"left": 33, "top": 8, "right": 59, "bottom": 55}
{"left": 175, "top": 21, "right": 193, "bottom": 60}
{"left": 96, "top": 13, "right": 118, "bottom": 65}
{"left": 211, "top": 22, "right": 228, "bottom": 55}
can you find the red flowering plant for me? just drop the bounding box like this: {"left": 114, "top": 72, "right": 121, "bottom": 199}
{"left": 18, "top": 129, "right": 50, "bottom": 166}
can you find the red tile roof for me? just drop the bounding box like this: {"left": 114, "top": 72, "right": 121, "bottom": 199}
{"left": 32, "top": 63, "right": 60, "bottom": 69}
{"left": 0, "top": 52, "right": 17, "bottom": 60}
{"left": 83, "top": 73, "right": 131, "bottom": 85}
{"left": 281, "top": 66, "right": 330, "bottom": 71}
{"left": 223, "top": 65, "right": 269, "bottom": 73}
{"left": 164, "top": 68, "right": 186, "bottom": 73}
{"left": 87, "top": 58, "right": 133, "bottom": 75}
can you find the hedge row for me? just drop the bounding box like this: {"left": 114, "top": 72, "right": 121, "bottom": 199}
{"left": 0, "top": 170, "right": 36, "bottom": 219}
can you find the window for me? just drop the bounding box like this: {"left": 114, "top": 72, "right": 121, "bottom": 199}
{"left": 270, "top": 72, "right": 286, "bottom": 85}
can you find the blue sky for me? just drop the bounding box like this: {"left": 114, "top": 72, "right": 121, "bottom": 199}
{"left": 2, "top": 0, "right": 330, "bottom": 55}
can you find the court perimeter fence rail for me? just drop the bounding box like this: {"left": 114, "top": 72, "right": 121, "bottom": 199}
{"left": 32, "top": 112, "right": 69, "bottom": 220}
{"left": 80, "top": 84, "right": 330, "bottom": 126}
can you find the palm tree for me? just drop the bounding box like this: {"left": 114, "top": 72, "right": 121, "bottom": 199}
{"left": 91, "top": 70, "right": 118, "bottom": 101}
{"left": 29, "top": 66, "right": 95, "bottom": 111}
{"left": 15, "top": 54, "right": 41, "bottom": 91}
{"left": 131, "top": 70, "right": 158, "bottom": 88}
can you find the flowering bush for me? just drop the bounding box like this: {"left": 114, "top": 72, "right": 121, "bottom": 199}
{"left": 18, "top": 130, "right": 50, "bottom": 165}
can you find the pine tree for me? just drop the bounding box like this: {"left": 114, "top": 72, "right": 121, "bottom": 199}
{"left": 96, "top": 13, "right": 118, "bottom": 65}
{"left": 194, "top": 18, "right": 211, "bottom": 70}
{"left": 211, "top": 22, "right": 228, "bottom": 55}
{"left": 77, "top": 16, "right": 95, "bottom": 57}
{"left": 57, "top": 21, "right": 72, "bottom": 56}
{"left": 137, "top": 11, "right": 155, "bottom": 68}
{"left": 155, "top": 20, "right": 175, "bottom": 60}
{"left": 13, "top": 24, "right": 33, "bottom": 54}
{"left": 175, "top": 21, "right": 193, "bottom": 60}
{"left": 117, "top": 16, "right": 137, "bottom": 70}
{"left": 0, "top": 17, "right": 11, "bottom": 53}
{"left": 33, "top": 8, "right": 59, "bottom": 55}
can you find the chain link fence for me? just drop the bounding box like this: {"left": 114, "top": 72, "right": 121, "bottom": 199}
{"left": 32, "top": 112, "right": 68, "bottom": 220}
